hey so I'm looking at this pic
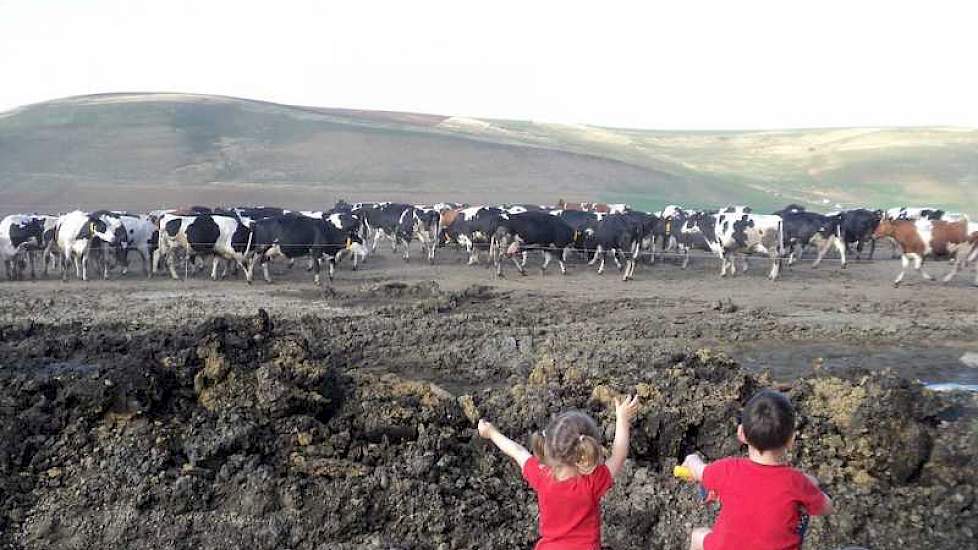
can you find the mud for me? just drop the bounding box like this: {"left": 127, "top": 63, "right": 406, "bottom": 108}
{"left": 0, "top": 249, "right": 976, "bottom": 549}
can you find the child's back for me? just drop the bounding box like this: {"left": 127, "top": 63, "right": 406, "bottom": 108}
{"left": 702, "top": 457, "right": 828, "bottom": 549}
{"left": 683, "top": 390, "right": 832, "bottom": 550}
{"left": 523, "top": 456, "right": 613, "bottom": 548}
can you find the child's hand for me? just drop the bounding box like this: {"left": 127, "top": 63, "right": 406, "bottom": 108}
{"left": 477, "top": 419, "right": 496, "bottom": 439}
{"left": 614, "top": 394, "right": 641, "bottom": 422}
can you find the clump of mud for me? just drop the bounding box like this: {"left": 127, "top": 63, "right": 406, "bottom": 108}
{"left": 0, "top": 310, "right": 974, "bottom": 549}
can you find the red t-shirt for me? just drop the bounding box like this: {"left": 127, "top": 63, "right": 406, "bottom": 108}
{"left": 521, "top": 456, "right": 614, "bottom": 550}
{"left": 702, "top": 457, "right": 830, "bottom": 550}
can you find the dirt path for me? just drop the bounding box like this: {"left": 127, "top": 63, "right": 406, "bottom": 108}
{"left": 3, "top": 248, "right": 976, "bottom": 386}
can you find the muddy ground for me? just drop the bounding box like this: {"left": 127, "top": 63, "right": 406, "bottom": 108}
{"left": 1, "top": 247, "right": 976, "bottom": 549}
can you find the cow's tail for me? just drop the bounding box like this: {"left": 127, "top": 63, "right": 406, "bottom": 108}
{"left": 778, "top": 218, "right": 786, "bottom": 263}
{"left": 244, "top": 225, "right": 255, "bottom": 258}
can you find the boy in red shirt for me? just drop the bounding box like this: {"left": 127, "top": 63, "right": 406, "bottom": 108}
{"left": 478, "top": 395, "right": 641, "bottom": 550}
{"left": 682, "top": 389, "right": 832, "bottom": 550}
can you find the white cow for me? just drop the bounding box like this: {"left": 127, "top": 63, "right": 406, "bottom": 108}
{"left": 55, "top": 210, "right": 125, "bottom": 281}
{"left": 116, "top": 213, "right": 158, "bottom": 277}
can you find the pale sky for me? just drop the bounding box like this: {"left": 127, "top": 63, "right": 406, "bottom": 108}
{"left": 1, "top": 0, "right": 976, "bottom": 129}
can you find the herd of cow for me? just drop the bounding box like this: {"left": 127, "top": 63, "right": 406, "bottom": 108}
{"left": 1, "top": 200, "right": 976, "bottom": 287}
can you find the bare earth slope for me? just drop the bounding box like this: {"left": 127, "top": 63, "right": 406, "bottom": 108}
{"left": 1, "top": 93, "right": 975, "bottom": 214}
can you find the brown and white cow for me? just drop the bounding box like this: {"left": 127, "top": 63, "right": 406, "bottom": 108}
{"left": 873, "top": 218, "right": 978, "bottom": 286}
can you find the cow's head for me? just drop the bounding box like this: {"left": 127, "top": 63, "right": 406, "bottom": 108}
{"left": 873, "top": 218, "right": 897, "bottom": 238}
{"left": 345, "top": 232, "right": 368, "bottom": 260}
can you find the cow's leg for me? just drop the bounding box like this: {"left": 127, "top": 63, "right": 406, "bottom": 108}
{"left": 834, "top": 236, "right": 847, "bottom": 268}
{"left": 786, "top": 243, "right": 797, "bottom": 266}
{"left": 812, "top": 240, "right": 827, "bottom": 268}
{"left": 27, "top": 251, "right": 36, "bottom": 280}
{"left": 138, "top": 249, "right": 150, "bottom": 278}
{"left": 371, "top": 230, "right": 382, "bottom": 253}
{"left": 597, "top": 252, "right": 606, "bottom": 275}
{"left": 263, "top": 259, "right": 272, "bottom": 283}
{"left": 402, "top": 238, "right": 410, "bottom": 262}
{"left": 768, "top": 251, "right": 781, "bottom": 280}
{"left": 942, "top": 254, "right": 962, "bottom": 283}
{"left": 612, "top": 249, "right": 623, "bottom": 271}
{"left": 520, "top": 251, "right": 528, "bottom": 269}
{"left": 869, "top": 237, "right": 877, "bottom": 260}
{"left": 541, "top": 250, "right": 552, "bottom": 274}
{"left": 167, "top": 252, "right": 180, "bottom": 280}
{"left": 718, "top": 252, "right": 727, "bottom": 277}
{"left": 911, "top": 253, "right": 933, "bottom": 281}
{"left": 894, "top": 254, "right": 910, "bottom": 286}
{"left": 61, "top": 252, "right": 70, "bottom": 282}
{"left": 681, "top": 248, "right": 691, "bottom": 269}
{"left": 588, "top": 245, "right": 603, "bottom": 265}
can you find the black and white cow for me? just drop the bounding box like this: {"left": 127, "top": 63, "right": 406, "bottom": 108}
{"left": 773, "top": 208, "right": 847, "bottom": 268}
{"left": 712, "top": 210, "right": 784, "bottom": 279}
{"left": 410, "top": 206, "right": 442, "bottom": 263}
{"left": 650, "top": 205, "right": 691, "bottom": 264}
{"left": 248, "top": 214, "right": 357, "bottom": 286}
{"left": 54, "top": 210, "right": 127, "bottom": 281}
{"left": 575, "top": 213, "right": 644, "bottom": 281}
{"left": 676, "top": 210, "right": 783, "bottom": 279}
{"left": 156, "top": 213, "right": 252, "bottom": 281}
{"left": 442, "top": 206, "right": 510, "bottom": 265}
{"left": 324, "top": 210, "right": 369, "bottom": 268}
{"left": 490, "top": 211, "right": 575, "bottom": 277}
{"left": 357, "top": 203, "right": 414, "bottom": 254}
{"left": 885, "top": 207, "right": 945, "bottom": 222}
{"left": 115, "top": 213, "right": 158, "bottom": 277}
{"left": 0, "top": 215, "right": 46, "bottom": 279}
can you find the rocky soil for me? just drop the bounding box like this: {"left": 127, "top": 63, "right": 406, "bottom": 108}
{"left": 1, "top": 251, "right": 976, "bottom": 549}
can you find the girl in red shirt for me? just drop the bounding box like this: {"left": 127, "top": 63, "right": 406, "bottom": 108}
{"left": 478, "top": 395, "right": 641, "bottom": 550}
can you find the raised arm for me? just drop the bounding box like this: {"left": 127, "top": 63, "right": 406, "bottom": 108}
{"left": 478, "top": 419, "right": 532, "bottom": 468}
{"left": 606, "top": 395, "right": 641, "bottom": 477}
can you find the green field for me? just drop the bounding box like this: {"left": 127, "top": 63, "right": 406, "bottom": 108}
{"left": 1, "top": 93, "right": 975, "bottom": 214}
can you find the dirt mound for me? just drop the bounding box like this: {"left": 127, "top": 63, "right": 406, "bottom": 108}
{"left": 0, "top": 311, "right": 974, "bottom": 549}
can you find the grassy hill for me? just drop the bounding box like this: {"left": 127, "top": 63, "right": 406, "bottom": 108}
{"left": 0, "top": 92, "right": 975, "bottom": 215}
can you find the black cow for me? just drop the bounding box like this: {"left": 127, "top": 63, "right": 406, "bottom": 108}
{"left": 490, "top": 211, "right": 574, "bottom": 277}
{"left": 576, "top": 213, "right": 644, "bottom": 281}
{"left": 248, "top": 214, "right": 357, "bottom": 286}
{"left": 773, "top": 209, "right": 847, "bottom": 268}
{"left": 837, "top": 209, "right": 883, "bottom": 260}
{"left": 410, "top": 207, "right": 442, "bottom": 263}
{"left": 553, "top": 209, "right": 601, "bottom": 231}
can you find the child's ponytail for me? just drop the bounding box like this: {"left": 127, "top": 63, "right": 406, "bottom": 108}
{"left": 575, "top": 434, "right": 602, "bottom": 474}
{"left": 531, "top": 431, "right": 548, "bottom": 462}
